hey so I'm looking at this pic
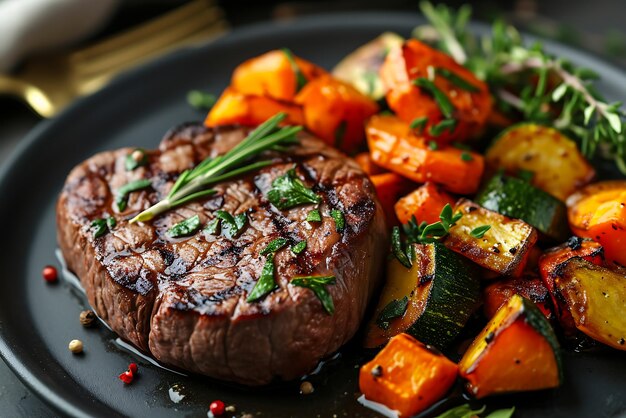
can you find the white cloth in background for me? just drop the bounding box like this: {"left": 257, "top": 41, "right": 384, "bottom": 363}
{"left": 0, "top": 0, "right": 121, "bottom": 72}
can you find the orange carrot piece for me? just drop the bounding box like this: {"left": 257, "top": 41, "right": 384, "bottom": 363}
{"left": 394, "top": 182, "right": 455, "bottom": 224}
{"left": 380, "top": 39, "right": 492, "bottom": 143}
{"left": 295, "top": 74, "right": 379, "bottom": 154}
{"left": 354, "top": 152, "right": 386, "bottom": 176}
{"left": 366, "top": 115, "right": 484, "bottom": 194}
{"left": 359, "top": 333, "right": 458, "bottom": 417}
{"left": 231, "top": 49, "right": 327, "bottom": 101}
{"left": 205, "top": 88, "right": 304, "bottom": 127}
{"left": 370, "top": 173, "right": 415, "bottom": 226}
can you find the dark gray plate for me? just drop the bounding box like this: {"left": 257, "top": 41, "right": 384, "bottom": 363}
{"left": 0, "top": 12, "right": 625, "bottom": 418}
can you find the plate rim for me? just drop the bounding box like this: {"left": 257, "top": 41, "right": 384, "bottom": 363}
{"left": 0, "top": 11, "right": 625, "bottom": 418}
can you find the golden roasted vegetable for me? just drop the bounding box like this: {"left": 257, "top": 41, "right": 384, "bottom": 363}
{"left": 231, "top": 49, "right": 326, "bottom": 101}
{"left": 332, "top": 32, "right": 404, "bottom": 100}
{"left": 459, "top": 294, "right": 563, "bottom": 399}
{"left": 394, "top": 182, "right": 455, "bottom": 225}
{"left": 295, "top": 74, "right": 379, "bottom": 154}
{"left": 485, "top": 124, "right": 595, "bottom": 200}
{"left": 360, "top": 333, "right": 459, "bottom": 417}
{"left": 364, "top": 242, "right": 480, "bottom": 349}
{"left": 444, "top": 199, "right": 538, "bottom": 277}
{"left": 555, "top": 258, "right": 626, "bottom": 350}
{"left": 566, "top": 180, "right": 626, "bottom": 267}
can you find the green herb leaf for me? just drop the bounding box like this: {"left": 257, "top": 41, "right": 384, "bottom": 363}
{"left": 428, "top": 140, "right": 439, "bottom": 150}
{"left": 485, "top": 407, "right": 516, "bottom": 418}
{"left": 391, "top": 226, "right": 412, "bottom": 268}
{"left": 517, "top": 169, "right": 534, "bottom": 182}
{"left": 215, "top": 210, "right": 247, "bottom": 239}
{"left": 410, "top": 116, "right": 429, "bottom": 132}
{"left": 434, "top": 404, "right": 486, "bottom": 418}
{"left": 306, "top": 209, "right": 322, "bottom": 222}
{"left": 282, "top": 48, "right": 308, "bottom": 92}
{"left": 115, "top": 179, "right": 152, "bottom": 211}
{"left": 167, "top": 215, "right": 201, "bottom": 238}
{"left": 247, "top": 253, "right": 278, "bottom": 302}
{"left": 470, "top": 225, "right": 491, "bottom": 238}
{"left": 429, "top": 118, "right": 458, "bottom": 136}
{"left": 267, "top": 167, "right": 321, "bottom": 210}
{"left": 106, "top": 217, "right": 116, "bottom": 229}
{"left": 376, "top": 296, "right": 409, "bottom": 330}
{"left": 187, "top": 90, "right": 216, "bottom": 110}
{"left": 290, "top": 275, "right": 336, "bottom": 314}
{"left": 414, "top": 77, "right": 455, "bottom": 118}
{"left": 91, "top": 219, "right": 108, "bottom": 238}
{"left": 131, "top": 113, "right": 302, "bottom": 223}
{"left": 460, "top": 151, "right": 474, "bottom": 162}
{"left": 204, "top": 218, "right": 220, "bottom": 235}
{"left": 125, "top": 149, "right": 148, "bottom": 171}
{"left": 436, "top": 67, "right": 479, "bottom": 92}
{"left": 261, "top": 237, "right": 288, "bottom": 255}
{"left": 331, "top": 209, "right": 345, "bottom": 232}
{"left": 291, "top": 240, "right": 307, "bottom": 254}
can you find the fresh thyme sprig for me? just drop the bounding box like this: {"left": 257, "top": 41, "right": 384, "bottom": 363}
{"left": 414, "top": 1, "right": 626, "bottom": 173}
{"left": 130, "top": 113, "right": 301, "bottom": 223}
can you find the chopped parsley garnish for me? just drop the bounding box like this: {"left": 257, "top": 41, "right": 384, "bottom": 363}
{"left": 413, "top": 77, "right": 455, "bottom": 118}
{"left": 261, "top": 237, "right": 288, "bottom": 255}
{"left": 306, "top": 209, "right": 322, "bottom": 223}
{"left": 290, "top": 275, "right": 336, "bottom": 315}
{"left": 410, "top": 116, "right": 428, "bottom": 132}
{"left": 204, "top": 218, "right": 220, "bottom": 235}
{"left": 187, "top": 90, "right": 217, "bottom": 110}
{"left": 460, "top": 151, "right": 474, "bottom": 162}
{"left": 435, "top": 67, "right": 480, "bottom": 92}
{"left": 167, "top": 215, "right": 201, "bottom": 238}
{"left": 125, "top": 149, "right": 148, "bottom": 171}
{"left": 391, "top": 226, "right": 412, "bottom": 269}
{"left": 291, "top": 240, "right": 307, "bottom": 254}
{"left": 282, "top": 48, "right": 308, "bottom": 92}
{"left": 429, "top": 118, "right": 457, "bottom": 136}
{"left": 115, "top": 179, "right": 152, "bottom": 211}
{"left": 330, "top": 209, "right": 345, "bottom": 233}
{"left": 215, "top": 210, "right": 247, "bottom": 239}
{"left": 266, "top": 167, "right": 321, "bottom": 210}
{"left": 470, "top": 225, "right": 491, "bottom": 239}
{"left": 428, "top": 140, "right": 439, "bottom": 150}
{"left": 376, "top": 296, "right": 409, "bottom": 330}
{"left": 246, "top": 253, "right": 278, "bottom": 302}
{"left": 91, "top": 217, "right": 116, "bottom": 238}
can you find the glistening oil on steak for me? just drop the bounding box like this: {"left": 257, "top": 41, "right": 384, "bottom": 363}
{"left": 56, "top": 124, "right": 387, "bottom": 385}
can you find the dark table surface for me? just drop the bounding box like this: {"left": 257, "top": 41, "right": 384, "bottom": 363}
{"left": 1, "top": 0, "right": 624, "bottom": 417}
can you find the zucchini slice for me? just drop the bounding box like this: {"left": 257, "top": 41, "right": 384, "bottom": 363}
{"left": 444, "top": 199, "right": 538, "bottom": 276}
{"left": 332, "top": 32, "right": 404, "bottom": 100}
{"left": 364, "top": 242, "right": 480, "bottom": 349}
{"left": 485, "top": 123, "right": 595, "bottom": 200}
{"left": 555, "top": 257, "right": 626, "bottom": 351}
{"left": 459, "top": 294, "right": 563, "bottom": 399}
{"left": 476, "top": 174, "right": 569, "bottom": 242}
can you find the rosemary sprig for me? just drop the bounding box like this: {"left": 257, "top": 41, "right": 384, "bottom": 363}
{"left": 130, "top": 113, "right": 301, "bottom": 223}
{"left": 414, "top": 1, "right": 626, "bottom": 173}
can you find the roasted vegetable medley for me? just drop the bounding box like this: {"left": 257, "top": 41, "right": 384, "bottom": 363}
{"left": 201, "top": 2, "right": 625, "bottom": 416}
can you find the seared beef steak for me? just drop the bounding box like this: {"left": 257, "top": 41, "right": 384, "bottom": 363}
{"left": 57, "top": 124, "right": 387, "bottom": 385}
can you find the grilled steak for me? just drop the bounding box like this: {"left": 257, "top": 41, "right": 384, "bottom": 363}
{"left": 57, "top": 124, "right": 387, "bottom": 385}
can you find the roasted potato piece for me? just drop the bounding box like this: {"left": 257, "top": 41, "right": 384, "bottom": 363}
{"left": 205, "top": 88, "right": 304, "bottom": 127}
{"left": 566, "top": 180, "right": 626, "bottom": 267}
{"left": 555, "top": 258, "right": 626, "bottom": 350}
{"left": 231, "top": 49, "right": 326, "bottom": 101}
{"left": 295, "top": 75, "right": 379, "bottom": 154}
{"left": 332, "top": 32, "right": 404, "bottom": 100}
{"left": 380, "top": 39, "right": 492, "bottom": 143}
{"left": 444, "top": 199, "right": 538, "bottom": 277}
{"left": 366, "top": 115, "right": 484, "bottom": 194}
{"left": 486, "top": 124, "right": 595, "bottom": 200}
{"left": 459, "top": 295, "right": 563, "bottom": 399}
{"left": 360, "top": 333, "right": 458, "bottom": 417}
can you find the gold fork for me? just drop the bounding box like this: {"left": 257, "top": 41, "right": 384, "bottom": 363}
{"left": 0, "top": 0, "right": 228, "bottom": 118}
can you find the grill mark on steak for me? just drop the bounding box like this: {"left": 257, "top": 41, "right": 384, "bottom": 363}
{"left": 57, "top": 123, "right": 387, "bottom": 385}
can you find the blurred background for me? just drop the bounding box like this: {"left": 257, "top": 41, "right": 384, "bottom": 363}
{"left": 0, "top": 0, "right": 624, "bottom": 416}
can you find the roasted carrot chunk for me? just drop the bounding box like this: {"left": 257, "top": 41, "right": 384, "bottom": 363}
{"left": 354, "top": 152, "right": 386, "bottom": 176}
{"left": 295, "top": 75, "right": 379, "bottom": 154}
{"left": 231, "top": 49, "right": 326, "bottom": 101}
{"left": 205, "top": 88, "right": 304, "bottom": 127}
{"left": 366, "top": 115, "right": 484, "bottom": 194}
{"left": 566, "top": 181, "right": 626, "bottom": 267}
{"left": 483, "top": 275, "right": 553, "bottom": 319}
{"left": 459, "top": 295, "right": 562, "bottom": 399}
{"left": 394, "top": 182, "right": 455, "bottom": 225}
{"left": 380, "top": 39, "right": 492, "bottom": 143}
{"left": 370, "top": 173, "right": 415, "bottom": 226}
{"left": 360, "top": 333, "right": 458, "bottom": 417}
